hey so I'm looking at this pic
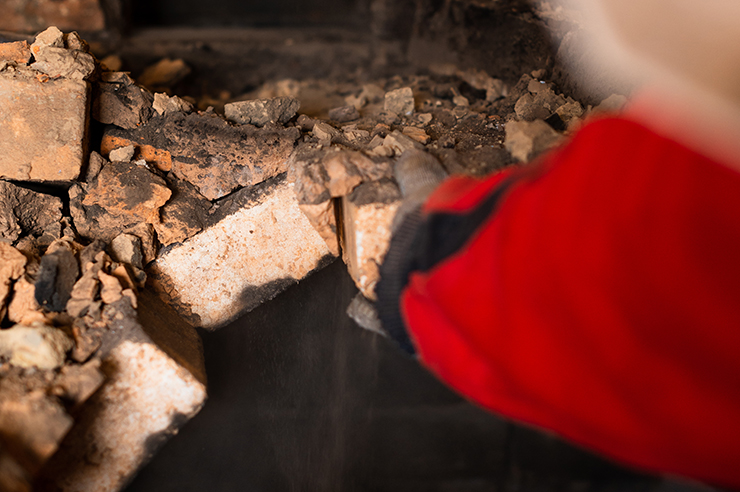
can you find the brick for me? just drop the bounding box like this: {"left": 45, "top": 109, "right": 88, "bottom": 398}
{"left": 92, "top": 72, "right": 153, "bottom": 130}
{"left": 0, "top": 180, "right": 63, "bottom": 246}
{"left": 341, "top": 179, "right": 401, "bottom": 300}
{"left": 0, "top": 0, "right": 105, "bottom": 33}
{"left": 37, "top": 292, "right": 207, "bottom": 492}
{"left": 100, "top": 135, "right": 172, "bottom": 172}
{"left": 0, "top": 41, "right": 31, "bottom": 64}
{"left": 149, "top": 176, "right": 333, "bottom": 329}
{"left": 0, "top": 66, "right": 88, "bottom": 181}
{"left": 224, "top": 96, "right": 300, "bottom": 127}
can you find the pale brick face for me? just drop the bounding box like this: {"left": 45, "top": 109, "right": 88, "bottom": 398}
{"left": 0, "top": 70, "right": 88, "bottom": 181}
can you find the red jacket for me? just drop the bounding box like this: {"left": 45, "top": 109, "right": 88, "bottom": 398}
{"left": 377, "top": 117, "right": 740, "bottom": 488}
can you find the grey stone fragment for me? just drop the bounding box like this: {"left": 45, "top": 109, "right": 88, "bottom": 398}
{"left": 328, "top": 105, "right": 360, "bottom": 122}
{"left": 108, "top": 145, "right": 135, "bottom": 163}
{"left": 92, "top": 72, "right": 153, "bottom": 130}
{"left": 384, "top": 87, "right": 414, "bottom": 115}
{"left": 504, "top": 119, "right": 564, "bottom": 163}
{"left": 224, "top": 96, "right": 300, "bottom": 127}
{"left": 0, "top": 181, "right": 63, "bottom": 246}
{"left": 31, "top": 47, "right": 96, "bottom": 80}
{"left": 152, "top": 92, "right": 194, "bottom": 115}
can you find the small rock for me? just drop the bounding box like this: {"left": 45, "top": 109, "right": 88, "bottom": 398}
{"left": 343, "top": 127, "right": 371, "bottom": 143}
{"left": 296, "top": 114, "right": 316, "bottom": 131}
{"left": 69, "top": 265, "right": 100, "bottom": 302}
{"left": 137, "top": 58, "right": 191, "bottom": 90}
{"left": 383, "top": 130, "right": 424, "bottom": 155}
{"left": 86, "top": 151, "right": 105, "bottom": 182}
{"left": 402, "top": 126, "right": 431, "bottom": 145}
{"left": 323, "top": 152, "right": 365, "bottom": 197}
{"left": 224, "top": 96, "right": 300, "bottom": 127}
{"left": 457, "top": 68, "right": 507, "bottom": 101}
{"left": 110, "top": 234, "right": 145, "bottom": 272}
{"left": 64, "top": 32, "right": 89, "bottom": 52}
{"left": 0, "top": 40, "right": 31, "bottom": 64}
{"left": 416, "top": 113, "right": 433, "bottom": 126}
{"left": 30, "top": 27, "right": 64, "bottom": 55}
{"left": 98, "top": 271, "right": 122, "bottom": 305}
{"left": 313, "top": 122, "right": 339, "bottom": 146}
{"left": 52, "top": 359, "right": 105, "bottom": 407}
{"left": 328, "top": 105, "right": 360, "bottom": 123}
{"left": 93, "top": 72, "right": 154, "bottom": 130}
{"left": 108, "top": 145, "right": 135, "bottom": 163}
{"left": 8, "top": 276, "right": 45, "bottom": 325}
{"left": 515, "top": 86, "right": 568, "bottom": 122}
{"left": 152, "top": 92, "right": 194, "bottom": 116}
{"left": 453, "top": 95, "right": 469, "bottom": 107}
{"left": 0, "top": 322, "right": 73, "bottom": 370}
{"left": 504, "top": 119, "right": 564, "bottom": 163}
{"left": 31, "top": 47, "right": 96, "bottom": 80}
{"left": 34, "top": 240, "right": 79, "bottom": 312}
{"left": 153, "top": 178, "right": 210, "bottom": 248}
{"left": 371, "top": 123, "right": 391, "bottom": 138}
{"left": 384, "top": 87, "right": 414, "bottom": 116}
{"left": 345, "top": 93, "right": 367, "bottom": 110}
{"left": 0, "top": 180, "right": 63, "bottom": 246}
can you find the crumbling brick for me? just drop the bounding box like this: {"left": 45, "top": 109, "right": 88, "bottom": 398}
{"left": 0, "top": 66, "right": 89, "bottom": 181}
{"left": 224, "top": 96, "right": 300, "bottom": 127}
{"left": 0, "top": 41, "right": 31, "bottom": 64}
{"left": 37, "top": 293, "right": 207, "bottom": 492}
{"left": 0, "top": 181, "right": 63, "bottom": 246}
{"left": 92, "top": 72, "right": 154, "bottom": 130}
{"left": 149, "top": 175, "right": 333, "bottom": 329}
{"left": 341, "top": 179, "right": 401, "bottom": 300}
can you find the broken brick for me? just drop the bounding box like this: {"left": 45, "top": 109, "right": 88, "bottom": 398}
{"left": 92, "top": 72, "right": 154, "bottom": 130}
{"left": 0, "top": 67, "right": 89, "bottom": 181}
{"left": 149, "top": 176, "right": 333, "bottom": 329}
{"left": 224, "top": 96, "right": 300, "bottom": 127}
{"left": 100, "top": 134, "right": 172, "bottom": 172}
{"left": 341, "top": 179, "right": 401, "bottom": 300}
{"left": 0, "top": 41, "right": 31, "bottom": 64}
{"left": 34, "top": 240, "right": 79, "bottom": 313}
{"left": 153, "top": 177, "right": 210, "bottom": 247}
{"left": 31, "top": 47, "right": 96, "bottom": 81}
{"left": 70, "top": 160, "right": 172, "bottom": 243}
{"left": 0, "top": 181, "right": 63, "bottom": 246}
{"left": 0, "top": 323, "right": 73, "bottom": 370}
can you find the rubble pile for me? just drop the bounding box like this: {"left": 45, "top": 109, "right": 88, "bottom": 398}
{"left": 0, "top": 24, "right": 625, "bottom": 492}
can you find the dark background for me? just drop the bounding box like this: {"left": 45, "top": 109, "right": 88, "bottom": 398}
{"left": 126, "top": 261, "right": 670, "bottom": 491}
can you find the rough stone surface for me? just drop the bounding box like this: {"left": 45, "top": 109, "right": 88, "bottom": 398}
{"left": 153, "top": 178, "right": 210, "bottom": 247}
{"left": 224, "top": 96, "right": 300, "bottom": 127}
{"left": 0, "top": 181, "right": 63, "bottom": 246}
{"left": 0, "top": 0, "right": 105, "bottom": 33}
{"left": 152, "top": 92, "right": 194, "bottom": 116}
{"left": 0, "top": 41, "right": 31, "bottom": 64}
{"left": 0, "top": 67, "right": 89, "bottom": 181}
{"left": 504, "top": 119, "right": 564, "bottom": 163}
{"left": 0, "top": 323, "right": 73, "bottom": 370}
{"left": 108, "top": 145, "right": 135, "bottom": 163}
{"left": 342, "top": 179, "right": 401, "bottom": 300}
{"left": 149, "top": 176, "right": 333, "bottom": 329}
{"left": 70, "top": 160, "right": 172, "bottom": 243}
{"left": 31, "top": 47, "right": 95, "bottom": 81}
{"left": 103, "top": 112, "right": 300, "bottom": 200}
{"left": 38, "top": 295, "right": 207, "bottom": 492}
{"left": 384, "top": 87, "right": 414, "bottom": 115}
{"left": 92, "top": 72, "right": 154, "bottom": 130}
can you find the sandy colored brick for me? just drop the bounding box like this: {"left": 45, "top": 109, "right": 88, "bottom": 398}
{"left": 38, "top": 293, "right": 207, "bottom": 492}
{"left": 0, "top": 67, "right": 88, "bottom": 181}
{"left": 341, "top": 179, "right": 401, "bottom": 300}
{"left": 149, "top": 176, "right": 333, "bottom": 329}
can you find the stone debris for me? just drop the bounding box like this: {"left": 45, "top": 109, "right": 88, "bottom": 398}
{"left": 137, "top": 58, "right": 191, "bottom": 91}
{"left": 109, "top": 233, "right": 147, "bottom": 286}
{"left": 0, "top": 40, "right": 31, "bottom": 64}
{"left": 328, "top": 105, "right": 360, "bottom": 122}
{"left": 342, "top": 179, "right": 402, "bottom": 299}
{"left": 384, "top": 87, "right": 415, "bottom": 116}
{"left": 153, "top": 177, "right": 210, "bottom": 247}
{"left": 402, "top": 126, "right": 431, "bottom": 144}
{"left": 0, "top": 323, "right": 73, "bottom": 370}
{"left": 0, "top": 180, "right": 63, "bottom": 246}
{"left": 149, "top": 176, "right": 333, "bottom": 329}
{"left": 312, "top": 121, "right": 340, "bottom": 146}
{"left": 108, "top": 145, "right": 135, "bottom": 163}
{"left": 100, "top": 135, "right": 172, "bottom": 173}
{"left": 224, "top": 96, "right": 300, "bottom": 127}
{"left": 70, "top": 158, "right": 172, "bottom": 242}
{"left": 51, "top": 359, "right": 105, "bottom": 408}
{"left": 92, "top": 72, "right": 154, "bottom": 130}
{"left": 505, "top": 119, "right": 564, "bottom": 163}
{"left": 152, "top": 92, "right": 194, "bottom": 116}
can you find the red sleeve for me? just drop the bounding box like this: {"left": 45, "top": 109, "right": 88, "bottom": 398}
{"left": 377, "top": 117, "right": 740, "bottom": 488}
